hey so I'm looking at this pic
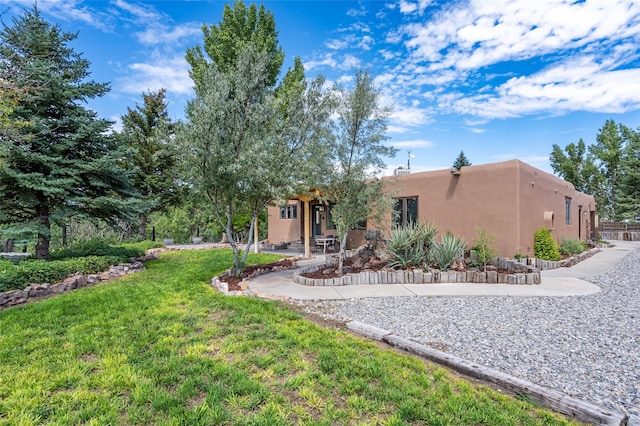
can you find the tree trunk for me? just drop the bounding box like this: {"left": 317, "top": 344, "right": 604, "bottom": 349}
{"left": 35, "top": 205, "right": 51, "bottom": 260}
{"left": 338, "top": 232, "right": 349, "bottom": 276}
{"left": 138, "top": 213, "right": 147, "bottom": 239}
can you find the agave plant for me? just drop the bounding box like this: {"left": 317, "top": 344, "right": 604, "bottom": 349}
{"left": 385, "top": 223, "right": 429, "bottom": 269}
{"left": 430, "top": 232, "right": 466, "bottom": 270}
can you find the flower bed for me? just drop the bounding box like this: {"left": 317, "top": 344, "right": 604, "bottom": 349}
{"left": 294, "top": 264, "right": 540, "bottom": 286}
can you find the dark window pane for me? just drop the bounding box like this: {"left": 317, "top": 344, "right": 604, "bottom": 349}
{"left": 406, "top": 197, "right": 418, "bottom": 225}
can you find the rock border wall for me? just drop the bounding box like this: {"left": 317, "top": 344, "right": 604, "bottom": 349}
{"left": 0, "top": 253, "right": 157, "bottom": 309}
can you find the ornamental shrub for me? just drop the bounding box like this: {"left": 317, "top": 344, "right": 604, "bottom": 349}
{"left": 559, "top": 238, "right": 587, "bottom": 256}
{"left": 471, "top": 227, "right": 498, "bottom": 271}
{"left": 534, "top": 228, "right": 561, "bottom": 261}
{"left": 0, "top": 255, "right": 121, "bottom": 293}
{"left": 50, "top": 239, "right": 149, "bottom": 261}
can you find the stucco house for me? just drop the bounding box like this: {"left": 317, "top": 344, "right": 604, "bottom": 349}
{"left": 266, "top": 159, "right": 597, "bottom": 258}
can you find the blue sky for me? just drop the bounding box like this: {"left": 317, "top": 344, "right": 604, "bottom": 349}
{"left": 2, "top": 0, "right": 640, "bottom": 175}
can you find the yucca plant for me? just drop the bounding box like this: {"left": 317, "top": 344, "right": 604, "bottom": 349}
{"left": 385, "top": 222, "right": 435, "bottom": 269}
{"left": 430, "top": 232, "right": 466, "bottom": 270}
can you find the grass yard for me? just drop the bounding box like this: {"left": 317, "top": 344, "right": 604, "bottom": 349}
{"left": 0, "top": 249, "right": 581, "bottom": 425}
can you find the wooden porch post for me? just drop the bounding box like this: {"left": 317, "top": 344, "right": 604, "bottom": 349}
{"left": 299, "top": 195, "right": 314, "bottom": 258}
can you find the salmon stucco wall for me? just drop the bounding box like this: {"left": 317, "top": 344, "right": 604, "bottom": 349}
{"left": 267, "top": 201, "right": 301, "bottom": 244}
{"left": 266, "top": 160, "right": 597, "bottom": 258}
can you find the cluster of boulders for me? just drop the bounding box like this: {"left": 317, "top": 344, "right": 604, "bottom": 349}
{"left": 0, "top": 252, "right": 159, "bottom": 309}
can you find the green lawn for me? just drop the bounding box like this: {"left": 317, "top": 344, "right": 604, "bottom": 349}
{"left": 0, "top": 249, "right": 581, "bottom": 425}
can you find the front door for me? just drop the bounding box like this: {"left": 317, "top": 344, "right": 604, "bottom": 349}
{"left": 312, "top": 205, "right": 323, "bottom": 237}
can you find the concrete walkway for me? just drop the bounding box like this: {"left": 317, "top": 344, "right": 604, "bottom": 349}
{"left": 248, "top": 241, "right": 640, "bottom": 300}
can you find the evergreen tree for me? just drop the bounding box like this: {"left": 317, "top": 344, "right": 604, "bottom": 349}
{"left": 452, "top": 150, "right": 471, "bottom": 170}
{"left": 589, "top": 119, "right": 626, "bottom": 220}
{"left": 120, "top": 89, "right": 184, "bottom": 238}
{"left": 618, "top": 126, "right": 640, "bottom": 221}
{"left": 0, "top": 7, "right": 140, "bottom": 259}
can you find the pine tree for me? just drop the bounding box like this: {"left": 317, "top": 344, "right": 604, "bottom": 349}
{"left": 120, "top": 89, "right": 184, "bottom": 238}
{"left": 0, "top": 7, "right": 140, "bottom": 259}
{"left": 452, "top": 150, "right": 471, "bottom": 170}
{"left": 618, "top": 126, "right": 640, "bottom": 221}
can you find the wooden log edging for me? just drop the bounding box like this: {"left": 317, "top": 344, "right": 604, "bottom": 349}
{"left": 346, "top": 321, "right": 628, "bottom": 426}
{"left": 293, "top": 265, "right": 541, "bottom": 286}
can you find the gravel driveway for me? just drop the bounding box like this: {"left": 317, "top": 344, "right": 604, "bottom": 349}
{"left": 293, "top": 244, "right": 640, "bottom": 418}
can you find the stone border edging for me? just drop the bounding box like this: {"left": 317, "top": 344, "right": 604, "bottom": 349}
{"left": 0, "top": 251, "right": 160, "bottom": 309}
{"left": 346, "top": 321, "right": 628, "bottom": 426}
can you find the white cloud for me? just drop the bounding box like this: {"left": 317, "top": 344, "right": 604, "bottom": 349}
{"left": 113, "top": 0, "right": 161, "bottom": 21}
{"left": 325, "top": 39, "right": 349, "bottom": 50}
{"left": 402, "top": 0, "right": 640, "bottom": 70}
{"left": 359, "top": 35, "right": 374, "bottom": 51}
{"left": 347, "top": 6, "right": 367, "bottom": 17}
{"left": 387, "top": 139, "right": 435, "bottom": 148}
{"left": 119, "top": 55, "right": 193, "bottom": 96}
{"left": 341, "top": 54, "right": 361, "bottom": 70}
{"left": 448, "top": 55, "right": 640, "bottom": 118}
{"left": 305, "top": 54, "right": 338, "bottom": 71}
{"left": 2, "top": 0, "right": 114, "bottom": 30}
{"left": 398, "top": 0, "right": 432, "bottom": 15}
{"left": 135, "top": 22, "right": 202, "bottom": 45}
{"left": 391, "top": 105, "right": 432, "bottom": 126}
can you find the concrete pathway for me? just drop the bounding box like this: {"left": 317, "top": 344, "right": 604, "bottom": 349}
{"left": 248, "top": 241, "right": 640, "bottom": 300}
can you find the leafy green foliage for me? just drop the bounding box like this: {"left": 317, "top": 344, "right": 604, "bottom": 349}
{"left": 430, "top": 232, "right": 466, "bottom": 270}
{"left": 550, "top": 138, "right": 598, "bottom": 194}
{"left": 472, "top": 227, "right": 498, "bottom": 271}
{"left": 534, "top": 228, "right": 561, "bottom": 261}
{"left": 0, "top": 255, "right": 121, "bottom": 292}
{"left": 49, "top": 239, "right": 159, "bottom": 261}
{"left": 181, "top": 14, "right": 333, "bottom": 276}
{"left": 0, "top": 8, "right": 141, "bottom": 259}
{"left": 0, "top": 249, "right": 577, "bottom": 424}
{"left": 329, "top": 70, "right": 397, "bottom": 274}
{"left": 186, "top": 0, "right": 284, "bottom": 88}
{"left": 558, "top": 238, "right": 587, "bottom": 256}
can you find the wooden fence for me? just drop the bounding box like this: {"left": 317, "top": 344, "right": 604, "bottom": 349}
{"left": 598, "top": 221, "right": 640, "bottom": 241}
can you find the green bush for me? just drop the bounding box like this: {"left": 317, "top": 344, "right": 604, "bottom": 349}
{"left": 559, "top": 238, "right": 587, "bottom": 256}
{"left": 430, "top": 232, "right": 465, "bottom": 270}
{"left": 50, "top": 239, "right": 152, "bottom": 261}
{"left": 534, "top": 228, "right": 561, "bottom": 261}
{"left": 471, "top": 227, "right": 498, "bottom": 271}
{"left": 0, "top": 256, "right": 121, "bottom": 293}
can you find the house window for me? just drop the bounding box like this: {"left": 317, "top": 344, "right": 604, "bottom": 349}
{"left": 565, "top": 197, "right": 571, "bottom": 225}
{"left": 394, "top": 197, "right": 418, "bottom": 227}
{"left": 279, "top": 204, "right": 297, "bottom": 219}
